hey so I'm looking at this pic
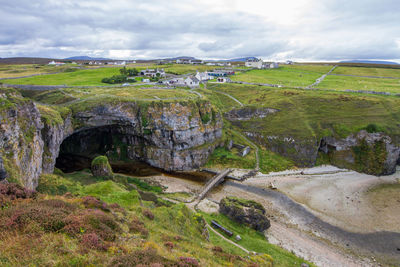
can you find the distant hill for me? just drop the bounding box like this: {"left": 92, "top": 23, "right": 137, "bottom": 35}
{"left": 226, "top": 57, "right": 258, "bottom": 62}
{"left": 0, "top": 57, "right": 56, "bottom": 64}
{"left": 162, "top": 56, "right": 196, "bottom": 61}
{"left": 340, "top": 60, "right": 399, "bottom": 65}
{"left": 64, "top": 56, "right": 112, "bottom": 61}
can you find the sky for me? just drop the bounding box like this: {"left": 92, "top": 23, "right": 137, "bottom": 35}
{"left": 0, "top": 0, "right": 399, "bottom": 62}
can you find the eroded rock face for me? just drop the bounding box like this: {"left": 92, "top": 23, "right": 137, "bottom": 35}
{"left": 320, "top": 130, "right": 400, "bottom": 175}
{"left": 69, "top": 101, "right": 223, "bottom": 171}
{"left": 219, "top": 197, "right": 270, "bottom": 232}
{"left": 0, "top": 91, "right": 43, "bottom": 189}
{"left": 1, "top": 91, "right": 223, "bottom": 189}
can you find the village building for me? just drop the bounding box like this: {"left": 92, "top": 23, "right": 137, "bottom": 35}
{"left": 165, "top": 77, "right": 185, "bottom": 86}
{"left": 48, "top": 60, "right": 65, "bottom": 66}
{"left": 140, "top": 68, "right": 166, "bottom": 78}
{"left": 189, "top": 59, "right": 203, "bottom": 65}
{"left": 269, "top": 62, "right": 279, "bottom": 69}
{"left": 245, "top": 58, "right": 263, "bottom": 69}
{"left": 195, "top": 71, "right": 212, "bottom": 81}
{"left": 208, "top": 70, "right": 235, "bottom": 77}
{"left": 216, "top": 77, "right": 231, "bottom": 83}
{"left": 184, "top": 76, "right": 200, "bottom": 87}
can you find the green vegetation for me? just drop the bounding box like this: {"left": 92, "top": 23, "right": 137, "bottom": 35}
{"left": 201, "top": 212, "right": 314, "bottom": 267}
{"left": 333, "top": 66, "right": 400, "bottom": 78}
{"left": 231, "top": 65, "right": 331, "bottom": 87}
{"left": 17, "top": 169, "right": 304, "bottom": 266}
{"left": 316, "top": 75, "right": 400, "bottom": 93}
{"left": 101, "top": 74, "right": 128, "bottom": 84}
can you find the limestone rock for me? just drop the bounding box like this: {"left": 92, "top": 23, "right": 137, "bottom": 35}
{"left": 320, "top": 130, "right": 400, "bottom": 175}
{"left": 219, "top": 197, "right": 270, "bottom": 232}
{"left": 91, "top": 156, "right": 113, "bottom": 178}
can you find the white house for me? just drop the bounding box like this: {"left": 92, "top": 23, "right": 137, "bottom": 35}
{"left": 195, "top": 71, "right": 212, "bottom": 81}
{"left": 140, "top": 68, "right": 166, "bottom": 78}
{"left": 269, "top": 62, "right": 279, "bottom": 69}
{"left": 245, "top": 58, "right": 263, "bottom": 69}
{"left": 184, "top": 77, "right": 200, "bottom": 87}
{"left": 142, "top": 78, "right": 150, "bottom": 83}
{"left": 216, "top": 77, "right": 231, "bottom": 83}
{"left": 48, "top": 60, "right": 65, "bottom": 66}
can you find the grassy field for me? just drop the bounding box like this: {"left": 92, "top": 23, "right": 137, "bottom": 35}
{"left": 205, "top": 83, "right": 400, "bottom": 140}
{"left": 1, "top": 67, "right": 123, "bottom": 86}
{"left": 0, "top": 64, "right": 94, "bottom": 78}
{"left": 332, "top": 66, "right": 400, "bottom": 78}
{"left": 231, "top": 65, "right": 331, "bottom": 87}
{"left": 316, "top": 75, "right": 400, "bottom": 93}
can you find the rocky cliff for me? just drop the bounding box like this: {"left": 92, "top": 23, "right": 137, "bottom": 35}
{"left": 320, "top": 130, "right": 400, "bottom": 175}
{"left": 0, "top": 89, "right": 223, "bottom": 189}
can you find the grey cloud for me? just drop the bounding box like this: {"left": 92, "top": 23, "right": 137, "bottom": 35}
{"left": 0, "top": 0, "right": 399, "bottom": 61}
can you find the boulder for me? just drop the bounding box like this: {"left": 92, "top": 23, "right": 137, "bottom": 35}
{"left": 91, "top": 156, "right": 113, "bottom": 178}
{"left": 219, "top": 197, "right": 270, "bottom": 232}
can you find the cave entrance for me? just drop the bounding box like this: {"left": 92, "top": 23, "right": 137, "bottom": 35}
{"left": 55, "top": 125, "right": 160, "bottom": 176}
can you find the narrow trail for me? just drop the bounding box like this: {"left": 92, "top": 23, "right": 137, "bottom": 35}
{"left": 308, "top": 65, "right": 337, "bottom": 88}
{"left": 235, "top": 131, "right": 260, "bottom": 171}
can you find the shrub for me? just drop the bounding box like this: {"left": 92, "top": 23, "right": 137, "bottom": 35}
{"left": 143, "top": 209, "right": 155, "bottom": 220}
{"left": 364, "top": 123, "right": 384, "bottom": 133}
{"left": 164, "top": 241, "right": 174, "bottom": 249}
{"left": 178, "top": 256, "right": 199, "bottom": 267}
{"left": 81, "top": 196, "right": 110, "bottom": 211}
{"left": 101, "top": 75, "right": 128, "bottom": 84}
{"left": 63, "top": 209, "right": 120, "bottom": 241}
{"left": 128, "top": 217, "right": 148, "bottom": 237}
{"left": 80, "top": 232, "right": 108, "bottom": 251}
{"left": 0, "top": 199, "right": 75, "bottom": 232}
{"left": 109, "top": 248, "right": 177, "bottom": 267}
{"left": 0, "top": 183, "right": 36, "bottom": 200}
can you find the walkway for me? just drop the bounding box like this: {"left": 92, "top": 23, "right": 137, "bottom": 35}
{"left": 308, "top": 65, "right": 337, "bottom": 88}
{"left": 197, "top": 169, "right": 231, "bottom": 200}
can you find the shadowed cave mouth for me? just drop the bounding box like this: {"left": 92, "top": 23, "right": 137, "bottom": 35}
{"left": 55, "top": 125, "right": 213, "bottom": 182}
{"left": 55, "top": 125, "right": 159, "bottom": 176}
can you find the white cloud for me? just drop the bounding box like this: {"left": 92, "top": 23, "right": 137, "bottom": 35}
{"left": 0, "top": 0, "right": 399, "bottom": 61}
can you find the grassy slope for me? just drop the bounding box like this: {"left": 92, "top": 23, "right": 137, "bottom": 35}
{"left": 332, "top": 66, "right": 400, "bottom": 78}
{"left": 2, "top": 63, "right": 224, "bottom": 85}
{"left": 206, "top": 83, "right": 400, "bottom": 140}
{"left": 19, "top": 169, "right": 311, "bottom": 266}
{"left": 2, "top": 67, "right": 122, "bottom": 86}
{"left": 0, "top": 64, "right": 91, "bottom": 78}
{"left": 201, "top": 212, "right": 314, "bottom": 267}
{"left": 316, "top": 75, "right": 400, "bottom": 93}
{"left": 231, "top": 65, "right": 332, "bottom": 87}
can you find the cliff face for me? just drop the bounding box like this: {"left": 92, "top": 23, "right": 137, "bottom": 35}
{"left": 0, "top": 90, "right": 44, "bottom": 189}
{"left": 245, "top": 130, "right": 399, "bottom": 175}
{"left": 0, "top": 90, "right": 223, "bottom": 189}
{"left": 320, "top": 130, "right": 400, "bottom": 175}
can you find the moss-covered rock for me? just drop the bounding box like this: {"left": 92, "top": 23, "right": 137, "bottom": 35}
{"left": 91, "top": 156, "right": 113, "bottom": 178}
{"left": 219, "top": 197, "right": 270, "bottom": 232}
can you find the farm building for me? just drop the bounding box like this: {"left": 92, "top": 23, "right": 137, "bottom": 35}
{"left": 195, "top": 71, "right": 212, "bottom": 81}
{"left": 184, "top": 76, "right": 200, "bottom": 87}
{"left": 245, "top": 58, "right": 263, "bottom": 69}
{"left": 140, "top": 68, "right": 166, "bottom": 78}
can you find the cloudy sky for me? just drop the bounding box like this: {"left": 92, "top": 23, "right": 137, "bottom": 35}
{"left": 0, "top": 0, "right": 399, "bottom": 61}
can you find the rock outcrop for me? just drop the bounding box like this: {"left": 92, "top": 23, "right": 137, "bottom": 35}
{"left": 320, "top": 130, "right": 400, "bottom": 175}
{"left": 0, "top": 89, "right": 44, "bottom": 189}
{"left": 219, "top": 197, "right": 270, "bottom": 232}
{"left": 91, "top": 156, "right": 113, "bottom": 178}
{"left": 0, "top": 89, "right": 223, "bottom": 189}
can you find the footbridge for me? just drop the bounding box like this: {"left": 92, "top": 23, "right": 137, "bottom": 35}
{"left": 197, "top": 169, "right": 232, "bottom": 200}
